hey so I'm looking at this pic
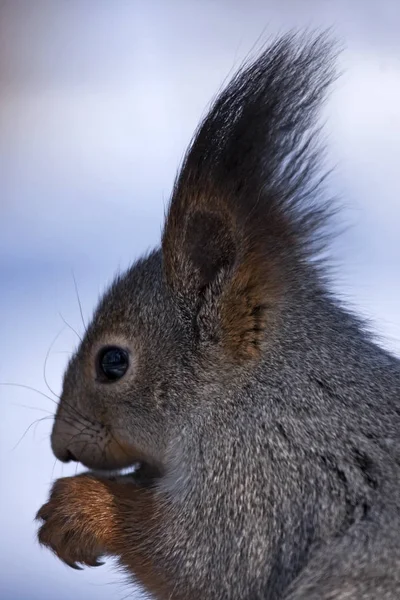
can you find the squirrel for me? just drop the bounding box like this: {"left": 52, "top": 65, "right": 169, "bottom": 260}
{"left": 36, "top": 32, "right": 400, "bottom": 600}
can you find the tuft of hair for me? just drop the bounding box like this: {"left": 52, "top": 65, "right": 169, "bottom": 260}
{"left": 162, "top": 32, "right": 339, "bottom": 360}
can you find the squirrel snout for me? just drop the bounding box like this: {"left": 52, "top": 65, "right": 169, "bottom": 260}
{"left": 51, "top": 431, "right": 79, "bottom": 463}
{"left": 50, "top": 418, "right": 84, "bottom": 464}
{"left": 50, "top": 412, "right": 140, "bottom": 470}
{"left": 56, "top": 449, "right": 79, "bottom": 463}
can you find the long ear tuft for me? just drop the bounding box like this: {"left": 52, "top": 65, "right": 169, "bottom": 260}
{"left": 162, "top": 32, "right": 337, "bottom": 360}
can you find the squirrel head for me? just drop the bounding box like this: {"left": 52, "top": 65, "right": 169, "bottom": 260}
{"left": 51, "top": 33, "right": 336, "bottom": 475}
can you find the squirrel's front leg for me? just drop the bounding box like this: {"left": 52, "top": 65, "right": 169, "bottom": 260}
{"left": 36, "top": 474, "right": 171, "bottom": 597}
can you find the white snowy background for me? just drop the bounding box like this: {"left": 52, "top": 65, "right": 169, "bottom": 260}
{"left": 1, "top": 1, "right": 399, "bottom": 599}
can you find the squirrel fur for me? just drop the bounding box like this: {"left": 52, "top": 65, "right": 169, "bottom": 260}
{"left": 37, "top": 33, "right": 400, "bottom": 600}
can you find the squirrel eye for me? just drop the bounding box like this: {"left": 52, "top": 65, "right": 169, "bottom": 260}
{"left": 98, "top": 346, "right": 129, "bottom": 382}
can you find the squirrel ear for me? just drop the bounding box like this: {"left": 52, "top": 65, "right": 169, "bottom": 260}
{"left": 163, "top": 202, "right": 237, "bottom": 298}
{"left": 162, "top": 191, "right": 281, "bottom": 360}
{"left": 162, "top": 33, "right": 335, "bottom": 359}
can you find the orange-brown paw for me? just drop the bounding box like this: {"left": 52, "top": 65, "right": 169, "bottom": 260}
{"left": 36, "top": 475, "right": 115, "bottom": 569}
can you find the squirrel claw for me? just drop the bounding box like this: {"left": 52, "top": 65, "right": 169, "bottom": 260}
{"left": 92, "top": 559, "right": 105, "bottom": 567}
{"left": 64, "top": 560, "right": 83, "bottom": 570}
{"left": 84, "top": 558, "right": 105, "bottom": 567}
{"left": 35, "top": 504, "right": 49, "bottom": 522}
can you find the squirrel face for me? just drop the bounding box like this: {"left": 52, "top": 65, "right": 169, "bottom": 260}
{"left": 50, "top": 34, "right": 336, "bottom": 480}
{"left": 51, "top": 251, "right": 190, "bottom": 473}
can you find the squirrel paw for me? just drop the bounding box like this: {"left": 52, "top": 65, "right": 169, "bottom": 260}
{"left": 36, "top": 475, "right": 112, "bottom": 570}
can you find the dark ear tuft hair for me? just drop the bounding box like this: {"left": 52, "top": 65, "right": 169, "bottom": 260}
{"left": 162, "top": 32, "right": 337, "bottom": 360}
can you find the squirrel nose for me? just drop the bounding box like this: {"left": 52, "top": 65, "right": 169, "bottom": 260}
{"left": 58, "top": 449, "right": 79, "bottom": 463}
{"left": 65, "top": 449, "right": 79, "bottom": 462}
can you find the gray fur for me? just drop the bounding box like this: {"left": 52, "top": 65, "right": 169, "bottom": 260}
{"left": 50, "top": 33, "right": 400, "bottom": 599}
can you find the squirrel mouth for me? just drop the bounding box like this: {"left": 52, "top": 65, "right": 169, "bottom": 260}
{"left": 88, "top": 462, "right": 140, "bottom": 479}
{"left": 93, "top": 461, "right": 162, "bottom": 487}
{"left": 109, "top": 464, "right": 140, "bottom": 478}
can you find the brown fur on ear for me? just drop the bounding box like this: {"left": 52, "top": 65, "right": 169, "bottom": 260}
{"left": 162, "top": 33, "right": 336, "bottom": 360}
{"left": 219, "top": 251, "right": 282, "bottom": 360}
{"left": 162, "top": 188, "right": 236, "bottom": 297}
{"left": 163, "top": 184, "right": 284, "bottom": 361}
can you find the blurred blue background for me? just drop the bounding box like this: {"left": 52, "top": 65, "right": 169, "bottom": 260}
{"left": 0, "top": 1, "right": 399, "bottom": 598}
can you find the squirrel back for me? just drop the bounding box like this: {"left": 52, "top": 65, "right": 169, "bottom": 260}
{"left": 42, "top": 33, "right": 400, "bottom": 600}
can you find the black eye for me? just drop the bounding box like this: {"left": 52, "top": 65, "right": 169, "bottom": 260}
{"left": 98, "top": 346, "right": 129, "bottom": 382}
